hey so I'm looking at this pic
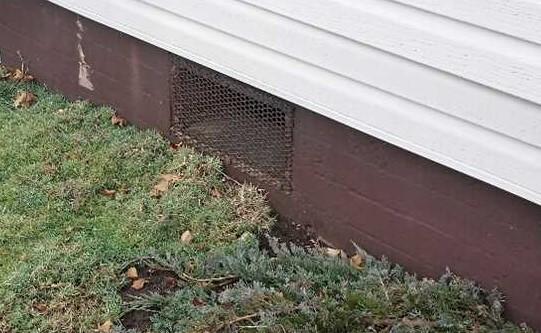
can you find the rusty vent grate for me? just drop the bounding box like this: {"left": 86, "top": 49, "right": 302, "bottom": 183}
{"left": 170, "top": 57, "right": 295, "bottom": 191}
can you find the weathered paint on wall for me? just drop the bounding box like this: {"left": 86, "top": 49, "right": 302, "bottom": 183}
{"left": 0, "top": 0, "right": 170, "bottom": 133}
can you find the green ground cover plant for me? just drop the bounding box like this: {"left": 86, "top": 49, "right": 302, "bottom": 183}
{"left": 0, "top": 66, "right": 532, "bottom": 332}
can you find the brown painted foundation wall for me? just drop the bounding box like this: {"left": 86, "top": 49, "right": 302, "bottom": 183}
{"left": 0, "top": 0, "right": 170, "bottom": 133}
{"left": 1, "top": 0, "right": 540, "bottom": 329}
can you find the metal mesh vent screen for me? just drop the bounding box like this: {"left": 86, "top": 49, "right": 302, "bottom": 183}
{"left": 171, "top": 57, "right": 294, "bottom": 191}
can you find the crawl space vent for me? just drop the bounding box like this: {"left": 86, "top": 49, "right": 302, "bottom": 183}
{"left": 170, "top": 57, "right": 295, "bottom": 192}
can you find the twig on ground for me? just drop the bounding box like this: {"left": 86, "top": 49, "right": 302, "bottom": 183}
{"left": 213, "top": 313, "right": 259, "bottom": 333}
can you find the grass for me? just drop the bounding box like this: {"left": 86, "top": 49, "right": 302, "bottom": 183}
{"left": 0, "top": 71, "right": 272, "bottom": 332}
{"left": 0, "top": 67, "right": 532, "bottom": 332}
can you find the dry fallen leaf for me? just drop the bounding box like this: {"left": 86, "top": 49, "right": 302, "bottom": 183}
{"left": 131, "top": 278, "right": 147, "bottom": 290}
{"left": 13, "top": 91, "right": 37, "bottom": 108}
{"left": 181, "top": 230, "right": 193, "bottom": 244}
{"left": 192, "top": 297, "right": 206, "bottom": 307}
{"left": 11, "top": 68, "right": 34, "bottom": 82}
{"left": 111, "top": 113, "right": 127, "bottom": 127}
{"left": 126, "top": 267, "right": 138, "bottom": 279}
{"left": 211, "top": 188, "right": 223, "bottom": 198}
{"left": 170, "top": 142, "right": 181, "bottom": 150}
{"left": 11, "top": 68, "right": 25, "bottom": 81}
{"left": 151, "top": 174, "right": 181, "bottom": 198}
{"left": 325, "top": 247, "right": 347, "bottom": 259}
{"left": 97, "top": 320, "right": 113, "bottom": 333}
{"left": 33, "top": 303, "right": 48, "bottom": 314}
{"left": 349, "top": 254, "right": 364, "bottom": 270}
{"left": 101, "top": 189, "right": 116, "bottom": 198}
{"left": 1, "top": 67, "right": 34, "bottom": 82}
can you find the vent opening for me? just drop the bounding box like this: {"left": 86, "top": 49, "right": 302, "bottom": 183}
{"left": 170, "top": 57, "right": 295, "bottom": 192}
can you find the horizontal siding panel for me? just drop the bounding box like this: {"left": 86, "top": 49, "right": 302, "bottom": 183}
{"left": 240, "top": 0, "right": 541, "bottom": 106}
{"left": 140, "top": 0, "right": 541, "bottom": 148}
{"left": 47, "top": 0, "right": 541, "bottom": 205}
{"left": 392, "top": 0, "right": 541, "bottom": 45}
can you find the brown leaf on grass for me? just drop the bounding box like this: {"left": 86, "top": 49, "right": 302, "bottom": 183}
{"left": 151, "top": 174, "right": 181, "bottom": 198}
{"left": 11, "top": 68, "right": 34, "bottom": 82}
{"left": 349, "top": 254, "right": 364, "bottom": 270}
{"left": 32, "top": 303, "right": 48, "bottom": 314}
{"left": 325, "top": 247, "right": 347, "bottom": 260}
{"left": 170, "top": 142, "right": 181, "bottom": 150}
{"left": 126, "top": 267, "right": 138, "bottom": 279}
{"left": 210, "top": 188, "right": 223, "bottom": 198}
{"left": 1, "top": 67, "right": 34, "bottom": 82}
{"left": 180, "top": 230, "right": 193, "bottom": 244}
{"left": 13, "top": 91, "right": 37, "bottom": 108}
{"left": 111, "top": 113, "right": 127, "bottom": 127}
{"left": 97, "top": 320, "right": 113, "bottom": 333}
{"left": 192, "top": 297, "right": 207, "bottom": 307}
{"left": 101, "top": 189, "right": 116, "bottom": 198}
{"left": 131, "top": 278, "right": 148, "bottom": 290}
{"left": 11, "top": 68, "right": 25, "bottom": 81}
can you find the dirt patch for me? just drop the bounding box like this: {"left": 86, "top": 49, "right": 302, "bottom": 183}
{"left": 121, "top": 310, "right": 153, "bottom": 332}
{"left": 121, "top": 267, "right": 179, "bottom": 298}
{"left": 259, "top": 217, "right": 322, "bottom": 254}
{"left": 120, "top": 265, "right": 181, "bottom": 332}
